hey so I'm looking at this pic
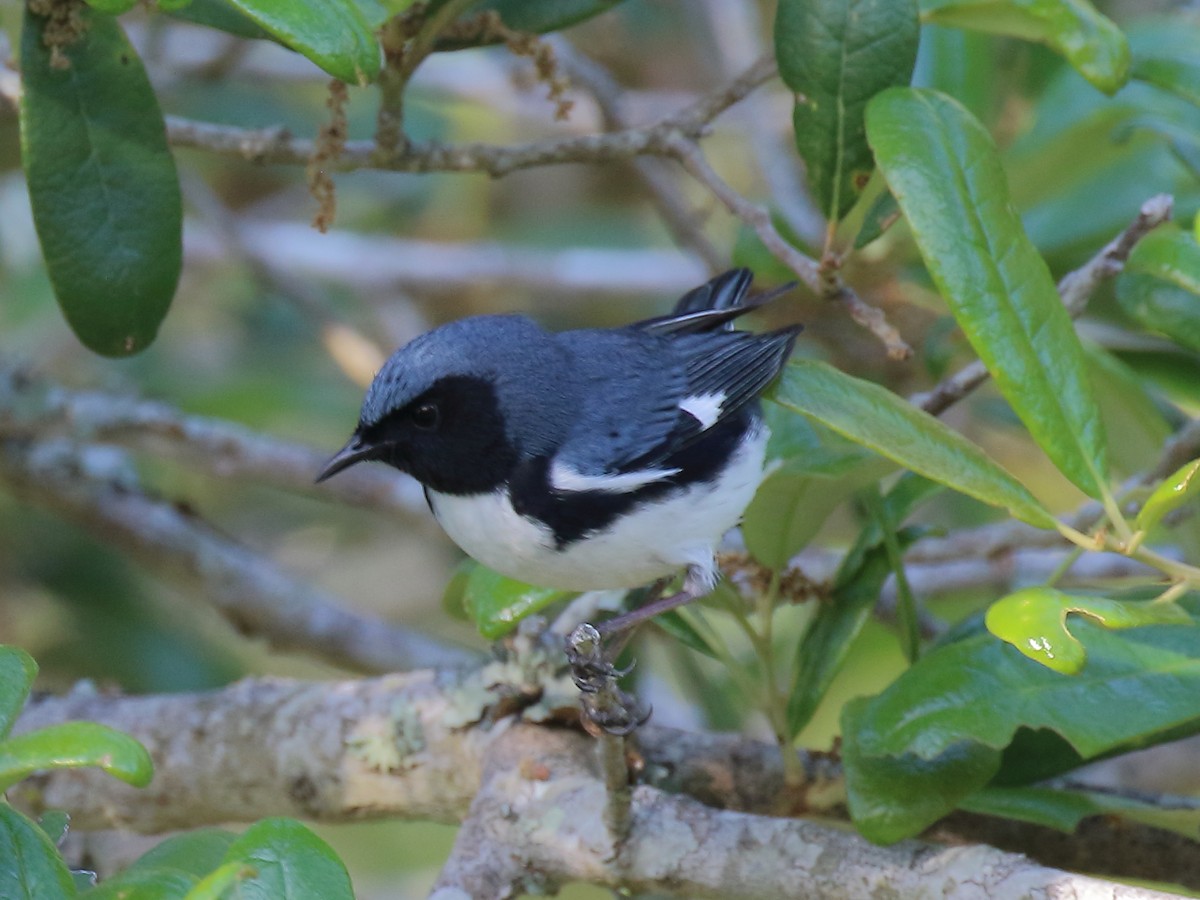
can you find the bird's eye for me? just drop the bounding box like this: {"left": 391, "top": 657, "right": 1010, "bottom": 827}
{"left": 411, "top": 402, "right": 440, "bottom": 431}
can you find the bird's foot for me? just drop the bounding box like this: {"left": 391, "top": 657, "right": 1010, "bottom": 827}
{"left": 565, "top": 623, "right": 651, "bottom": 736}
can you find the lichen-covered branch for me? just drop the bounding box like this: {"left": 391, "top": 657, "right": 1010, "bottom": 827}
{"left": 12, "top": 676, "right": 1190, "bottom": 898}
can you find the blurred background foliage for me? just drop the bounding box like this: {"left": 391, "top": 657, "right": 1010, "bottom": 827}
{"left": 1, "top": 0, "right": 1199, "bottom": 894}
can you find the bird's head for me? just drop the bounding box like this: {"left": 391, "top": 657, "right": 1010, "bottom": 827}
{"left": 316, "top": 315, "right": 572, "bottom": 495}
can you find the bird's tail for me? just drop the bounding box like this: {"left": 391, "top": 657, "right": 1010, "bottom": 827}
{"left": 638, "top": 268, "right": 798, "bottom": 335}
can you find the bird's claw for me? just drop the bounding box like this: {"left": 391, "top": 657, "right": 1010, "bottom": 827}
{"left": 565, "top": 623, "right": 650, "bottom": 735}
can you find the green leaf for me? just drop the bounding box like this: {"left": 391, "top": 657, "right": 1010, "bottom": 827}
{"left": 125, "top": 829, "right": 237, "bottom": 879}
{"left": 1133, "top": 50, "right": 1200, "bottom": 109}
{"left": 460, "top": 563, "right": 575, "bottom": 639}
{"left": 166, "top": 0, "right": 276, "bottom": 41}
{"left": 788, "top": 531, "right": 920, "bottom": 737}
{"left": 1137, "top": 459, "right": 1200, "bottom": 534}
{"left": 962, "top": 784, "right": 1200, "bottom": 839}
{"left": 0, "top": 803, "right": 76, "bottom": 900}
{"left": 223, "top": 0, "right": 381, "bottom": 84}
{"left": 0, "top": 722, "right": 153, "bottom": 793}
{"left": 866, "top": 87, "right": 1110, "bottom": 498}
{"left": 984, "top": 587, "right": 1191, "bottom": 674}
{"left": 183, "top": 861, "right": 249, "bottom": 900}
{"left": 218, "top": 818, "right": 353, "bottom": 900}
{"left": 36, "top": 811, "right": 70, "bottom": 848}
{"left": 1126, "top": 223, "right": 1200, "bottom": 296}
{"left": 0, "top": 646, "right": 37, "bottom": 739}
{"left": 1083, "top": 343, "right": 1172, "bottom": 479}
{"left": 1116, "top": 272, "right": 1200, "bottom": 354}
{"left": 652, "top": 610, "right": 720, "bottom": 660}
{"left": 853, "top": 190, "right": 901, "bottom": 249}
{"left": 85, "top": 0, "right": 139, "bottom": 12}
{"left": 919, "top": 0, "right": 1130, "bottom": 94}
{"left": 843, "top": 617, "right": 1200, "bottom": 842}
{"left": 775, "top": 0, "right": 919, "bottom": 222}
{"left": 84, "top": 868, "right": 198, "bottom": 900}
{"left": 20, "top": 6, "right": 182, "bottom": 357}
{"left": 773, "top": 360, "right": 1055, "bottom": 528}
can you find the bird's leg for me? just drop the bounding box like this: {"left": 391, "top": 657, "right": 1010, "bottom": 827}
{"left": 566, "top": 572, "right": 709, "bottom": 735}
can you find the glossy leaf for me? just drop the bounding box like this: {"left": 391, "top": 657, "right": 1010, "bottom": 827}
{"left": 984, "top": 587, "right": 1191, "bottom": 673}
{"left": 920, "top": 0, "right": 1130, "bottom": 94}
{"left": 775, "top": 0, "right": 919, "bottom": 223}
{"left": 218, "top": 817, "right": 353, "bottom": 900}
{"left": 0, "top": 803, "right": 76, "bottom": 900}
{"left": 167, "top": 0, "right": 277, "bottom": 40}
{"left": 85, "top": 0, "right": 138, "bottom": 12}
{"left": 1137, "top": 458, "right": 1200, "bottom": 534}
{"left": 773, "top": 360, "right": 1055, "bottom": 528}
{"left": 223, "top": 0, "right": 381, "bottom": 84}
{"left": 20, "top": 6, "right": 182, "bottom": 357}
{"left": 867, "top": 88, "right": 1110, "bottom": 498}
{"left": 459, "top": 563, "right": 575, "bottom": 639}
{"left": 1126, "top": 223, "right": 1200, "bottom": 296}
{"left": 0, "top": 646, "right": 37, "bottom": 739}
{"left": 843, "top": 617, "right": 1200, "bottom": 842}
{"left": 1115, "top": 272, "right": 1200, "bottom": 354}
{"left": 0, "top": 722, "right": 153, "bottom": 792}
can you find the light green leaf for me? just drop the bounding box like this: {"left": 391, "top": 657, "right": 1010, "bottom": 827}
{"left": 183, "top": 861, "right": 250, "bottom": 900}
{"left": 223, "top": 0, "right": 380, "bottom": 84}
{"left": 0, "top": 722, "right": 153, "bottom": 792}
{"left": 217, "top": 818, "right": 353, "bottom": 900}
{"left": 1116, "top": 272, "right": 1200, "bottom": 354}
{"left": 963, "top": 785, "right": 1200, "bottom": 839}
{"left": 126, "top": 829, "right": 237, "bottom": 879}
{"left": 85, "top": 0, "right": 139, "bottom": 12}
{"left": 0, "top": 803, "right": 76, "bottom": 900}
{"left": 920, "top": 0, "right": 1129, "bottom": 94}
{"left": 0, "top": 646, "right": 37, "bottom": 740}
{"left": 775, "top": 0, "right": 919, "bottom": 222}
{"left": 866, "top": 87, "right": 1110, "bottom": 498}
{"left": 84, "top": 868, "right": 198, "bottom": 900}
{"left": 984, "top": 587, "right": 1191, "bottom": 673}
{"left": 1136, "top": 458, "right": 1200, "bottom": 534}
{"left": 20, "top": 5, "right": 182, "bottom": 357}
{"left": 166, "top": 0, "right": 276, "bottom": 41}
{"left": 460, "top": 563, "right": 575, "bottom": 640}
{"left": 1126, "top": 223, "right": 1200, "bottom": 296}
{"left": 773, "top": 360, "right": 1054, "bottom": 528}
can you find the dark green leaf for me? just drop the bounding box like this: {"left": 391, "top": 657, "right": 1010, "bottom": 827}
{"left": 775, "top": 0, "right": 919, "bottom": 222}
{"left": 853, "top": 190, "right": 901, "bottom": 249}
{"left": 0, "top": 646, "right": 37, "bottom": 739}
{"left": 36, "top": 811, "right": 70, "bottom": 848}
{"left": 125, "top": 829, "right": 237, "bottom": 879}
{"left": 223, "top": 0, "right": 381, "bottom": 84}
{"left": 166, "top": 0, "right": 276, "bottom": 41}
{"left": 0, "top": 722, "right": 153, "bottom": 792}
{"left": 20, "top": 6, "right": 182, "bottom": 357}
{"left": 0, "top": 803, "right": 76, "bottom": 900}
{"left": 85, "top": 0, "right": 138, "bottom": 12}
{"left": 772, "top": 361, "right": 1054, "bottom": 528}
{"left": 1116, "top": 271, "right": 1200, "bottom": 353}
{"left": 460, "top": 563, "right": 575, "bottom": 639}
{"left": 843, "top": 618, "right": 1200, "bottom": 842}
{"left": 788, "top": 532, "right": 919, "bottom": 737}
{"left": 219, "top": 818, "right": 353, "bottom": 900}
{"left": 984, "top": 587, "right": 1190, "bottom": 674}
{"left": 919, "top": 0, "right": 1130, "bottom": 94}
{"left": 866, "top": 88, "right": 1110, "bottom": 498}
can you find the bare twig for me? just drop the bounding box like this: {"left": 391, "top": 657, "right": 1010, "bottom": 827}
{"left": 163, "top": 55, "right": 776, "bottom": 177}
{"left": 0, "top": 438, "right": 475, "bottom": 673}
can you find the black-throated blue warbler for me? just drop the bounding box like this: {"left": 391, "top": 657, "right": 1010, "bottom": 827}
{"left": 317, "top": 268, "right": 799, "bottom": 726}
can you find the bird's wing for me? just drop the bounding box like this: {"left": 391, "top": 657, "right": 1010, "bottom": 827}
{"left": 550, "top": 326, "right": 799, "bottom": 492}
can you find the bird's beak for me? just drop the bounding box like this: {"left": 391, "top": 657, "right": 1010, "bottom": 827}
{"left": 315, "top": 435, "right": 378, "bottom": 483}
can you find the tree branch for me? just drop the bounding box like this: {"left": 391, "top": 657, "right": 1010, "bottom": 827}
{"left": 0, "top": 437, "right": 475, "bottom": 673}
{"left": 12, "top": 676, "right": 1191, "bottom": 897}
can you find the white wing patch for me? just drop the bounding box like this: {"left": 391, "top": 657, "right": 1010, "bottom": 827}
{"left": 679, "top": 391, "right": 726, "bottom": 430}
{"left": 550, "top": 460, "right": 680, "bottom": 493}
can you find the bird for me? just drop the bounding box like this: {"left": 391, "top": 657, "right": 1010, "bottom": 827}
{"left": 317, "top": 268, "right": 799, "bottom": 725}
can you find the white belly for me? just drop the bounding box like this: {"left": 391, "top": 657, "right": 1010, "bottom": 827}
{"left": 427, "top": 426, "right": 767, "bottom": 591}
